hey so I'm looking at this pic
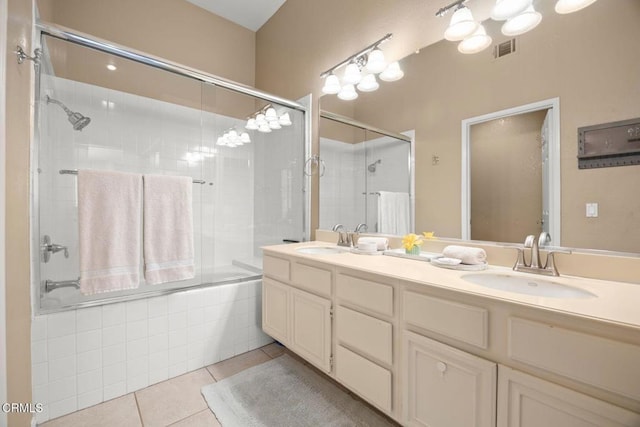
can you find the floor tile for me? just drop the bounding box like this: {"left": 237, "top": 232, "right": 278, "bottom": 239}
{"left": 135, "top": 368, "right": 214, "bottom": 427}
{"left": 205, "top": 348, "right": 271, "bottom": 381}
{"left": 260, "top": 342, "right": 285, "bottom": 359}
{"left": 40, "top": 394, "right": 141, "bottom": 427}
{"left": 169, "top": 409, "right": 221, "bottom": 426}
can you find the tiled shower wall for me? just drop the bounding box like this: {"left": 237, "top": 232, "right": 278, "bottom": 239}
{"left": 319, "top": 134, "right": 411, "bottom": 231}
{"left": 32, "top": 280, "right": 272, "bottom": 423}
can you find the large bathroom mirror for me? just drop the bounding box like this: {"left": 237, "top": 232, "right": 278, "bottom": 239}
{"left": 319, "top": 0, "right": 640, "bottom": 254}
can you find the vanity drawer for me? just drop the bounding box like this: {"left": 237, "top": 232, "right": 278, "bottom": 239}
{"left": 291, "top": 262, "right": 332, "bottom": 297}
{"left": 336, "top": 273, "right": 393, "bottom": 317}
{"left": 509, "top": 317, "right": 640, "bottom": 401}
{"left": 336, "top": 345, "right": 392, "bottom": 414}
{"left": 263, "top": 255, "right": 290, "bottom": 282}
{"left": 336, "top": 306, "right": 392, "bottom": 365}
{"left": 403, "top": 291, "right": 488, "bottom": 349}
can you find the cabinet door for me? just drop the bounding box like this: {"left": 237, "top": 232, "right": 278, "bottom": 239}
{"left": 290, "top": 287, "right": 332, "bottom": 372}
{"left": 262, "top": 278, "right": 290, "bottom": 345}
{"left": 498, "top": 365, "right": 640, "bottom": 427}
{"left": 404, "top": 331, "right": 496, "bottom": 427}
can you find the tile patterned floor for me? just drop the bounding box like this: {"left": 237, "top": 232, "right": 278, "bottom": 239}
{"left": 40, "top": 344, "right": 285, "bottom": 427}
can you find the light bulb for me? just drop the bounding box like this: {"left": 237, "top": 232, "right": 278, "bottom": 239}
{"left": 491, "top": 0, "right": 531, "bottom": 21}
{"left": 357, "top": 74, "right": 379, "bottom": 92}
{"left": 337, "top": 84, "right": 358, "bottom": 101}
{"left": 255, "top": 113, "right": 267, "bottom": 125}
{"left": 365, "top": 49, "right": 387, "bottom": 73}
{"left": 502, "top": 5, "right": 542, "bottom": 36}
{"left": 258, "top": 124, "right": 272, "bottom": 133}
{"left": 555, "top": 0, "right": 598, "bottom": 14}
{"left": 269, "top": 120, "right": 282, "bottom": 130}
{"left": 245, "top": 118, "right": 258, "bottom": 130}
{"left": 240, "top": 132, "right": 251, "bottom": 143}
{"left": 458, "top": 25, "right": 492, "bottom": 54}
{"left": 265, "top": 107, "right": 278, "bottom": 122}
{"left": 279, "top": 113, "right": 292, "bottom": 126}
{"left": 444, "top": 6, "right": 478, "bottom": 41}
{"left": 343, "top": 63, "right": 362, "bottom": 85}
{"left": 322, "top": 74, "right": 341, "bottom": 94}
{"left": 379, "top": 61, "right": 404, "bottom": 82}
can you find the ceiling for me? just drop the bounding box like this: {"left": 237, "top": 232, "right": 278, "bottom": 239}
{"left": 184, "top": 0, "right": 287, "bottom": 31}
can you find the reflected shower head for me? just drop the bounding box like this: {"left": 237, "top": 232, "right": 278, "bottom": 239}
{"left": 45, "top": 95, "right": 91, "bottom": 131}
{"left": 368, "top": 159, "right": 382, "bottom": 172}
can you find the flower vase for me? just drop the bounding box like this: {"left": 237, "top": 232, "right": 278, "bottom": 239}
{"left": 405, "top": 246, "right": 421, "bottom": 255}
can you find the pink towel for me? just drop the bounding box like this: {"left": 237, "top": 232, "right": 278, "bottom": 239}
{"left": 78, "top": 170, "right": 142, "bottom": 295}
{"left": 143, "top": 174, "right": 195, "bottom": 285}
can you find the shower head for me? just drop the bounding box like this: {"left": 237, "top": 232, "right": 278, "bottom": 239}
{"left": 45, "top": 95, "right": 91, "bottom": 131}
{"left": 368, "top": 159, "right": 382, "bottom": 173}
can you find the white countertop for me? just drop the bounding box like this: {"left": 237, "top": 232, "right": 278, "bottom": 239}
{"left": 263, "top": 241, "right": 640, "bottom": 330}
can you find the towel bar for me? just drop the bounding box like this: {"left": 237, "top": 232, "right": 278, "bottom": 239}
{"left": 58, "top": 169, "right": 207, "bottom": 184}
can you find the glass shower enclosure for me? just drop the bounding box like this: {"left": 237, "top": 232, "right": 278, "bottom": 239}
{"left": 34, "top": 28, "right": 310, "bottom": 313}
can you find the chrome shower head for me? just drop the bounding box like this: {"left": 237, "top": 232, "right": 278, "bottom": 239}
{"left": 368, "top": 159, "right": 382, "bottom": 173}
{"left": 45, "top": 95, "right": 91, "bottom": 131}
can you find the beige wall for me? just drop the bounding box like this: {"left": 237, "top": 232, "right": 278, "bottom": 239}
{"left": 5, "top": 0, "right": 34, "bottom": 425}
{"left": 256, "top": 0, "right": 640, "bottom": 252}
{"left": 470, "top": 110, "right": 547, "bottom": 243}
{"left": 37, "top": 0, "right": 255, "bottom": 87}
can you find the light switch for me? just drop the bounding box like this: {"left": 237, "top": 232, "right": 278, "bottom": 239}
{"left": 586, "top": 203, "right": 598, "bottom": 218}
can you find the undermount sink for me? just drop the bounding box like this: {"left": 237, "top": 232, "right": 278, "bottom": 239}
{"left": 462, "top": 273, "right": 596, "bottom": 299}
{"left": 295, "top": 246, "right": 344, "bottom": 255}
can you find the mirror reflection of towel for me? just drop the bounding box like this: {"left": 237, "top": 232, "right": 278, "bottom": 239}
{"left": 377, "top": 191, "right": 410, "bottom": 235}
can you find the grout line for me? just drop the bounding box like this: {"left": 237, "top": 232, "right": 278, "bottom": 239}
{"left": 133, "top": 392, "right": 145, "bottom": 426}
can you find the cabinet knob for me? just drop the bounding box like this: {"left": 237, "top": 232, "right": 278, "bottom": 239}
{"left": 436, "top": 361, "right": 447, "bottom": 375}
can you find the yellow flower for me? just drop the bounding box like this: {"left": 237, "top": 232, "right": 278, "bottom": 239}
{"left": 422, "top": 231, "right": 436, "bottom": 239}
{"left": 402, "top": 233, "right": 423, "bottom": 250}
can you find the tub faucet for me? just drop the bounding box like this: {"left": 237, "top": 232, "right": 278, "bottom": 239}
{"left": 512, "top": 232, "right": 571, "bottom": 276}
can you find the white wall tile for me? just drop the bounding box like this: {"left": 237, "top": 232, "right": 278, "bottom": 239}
{"left": 32, "top": 340, "right": 48, "bottom": 364}
{"left": 48, "top": 355, "right": 76, "bottom": 382}
{"left": 148, "top": 316, "right": 168, "bottom": 337}
{"left": 168, "top": 311, "right": 187, "bottom": 331}
{"left": 49, "top": 397, "right": 77, "bottom": 421}
{"left": 148, "top": 333, "right": 168, "bottom": 354}
{"left": 76, "top": 306, "right": 102, "bottom": 332}
{"left": 77, "top": 389, "right": 103, "bottom": 411}
{"left": 125, "top": 300, "right": 148, "bottom": 322}
{"left": 76, "top": 329, "right": 101, "bottom": 354}
{"left": 102, "top": 362, "right": 126, "bottom": 386}
{"left": 48, "top": 376, "right": 76, "bottom": 402}
{"left": 102, "top": 344, "right": 126, "bottom": 366}
{"left": 148, "top": 296, "right": 168, "bottom": 318}
{"left": 32, "top": 362, "right": 49, "bottom": 387}
{"left": 103, "top": 382, "right": 126, "bottom": 401}
{"left": 102, "top": 303, "right": 125, "bottom": 327}
{"left": 126, "top": 319, "right": 148, "bottom": 342}
{"left": 48, "top": 335, "right": 76, "bottom": 360}
{"left": 32, "top": 316, "right": 48, "bottom": 341}
{"left": 102, "top": 324, "right": 125, "bottom": 347}
{"left": 77, "top": 369, "right": 102, "bottom": 394}
{"left": 77, "top": 349, "right": 102, "bottom": 374}
{"left": 47, "top": 311, "right": 76, "bottom": 338}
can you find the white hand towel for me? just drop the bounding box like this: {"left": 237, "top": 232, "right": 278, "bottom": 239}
{"left": 357, "top": 236, "right": 389, "bottom": 251}
{"left": 377, "top": 191, "right": 410, "bottom": 235}
{"left": 442, "top": 245, "right": 487, "bottom": 265}
{"left": 78, "top": 170, "right": 142, "bottom": 295}
{"left": 143, "top": 174, "right": 195, "bottom": 285}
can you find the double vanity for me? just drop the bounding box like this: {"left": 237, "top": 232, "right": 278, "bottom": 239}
{"left": 262, "top": 240, "right": 640, "bottom": 426}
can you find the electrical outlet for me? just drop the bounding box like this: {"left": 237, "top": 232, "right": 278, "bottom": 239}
{"left": 586, "top": 203, "right": 598, "bottom": 218}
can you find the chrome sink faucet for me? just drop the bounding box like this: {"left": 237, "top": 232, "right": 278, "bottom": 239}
{"left": 332, "top": 224, "right": 352, "bottom": 247}
{"left": 513, "top": 232, "right": 571, "bottom": 276}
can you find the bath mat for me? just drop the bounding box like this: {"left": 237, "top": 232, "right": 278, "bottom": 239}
{"left": 201, "top": 354, "right": 396, "bottom": 427}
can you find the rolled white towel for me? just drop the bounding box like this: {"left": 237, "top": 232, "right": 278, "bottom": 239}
{"left": 442, "top": 245, "right": 487, "bottom": 265}
{"left": 357, "top": 236, "right": 389, "bottom": 251}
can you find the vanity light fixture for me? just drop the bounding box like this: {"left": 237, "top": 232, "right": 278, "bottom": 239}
{"left": 458, "top": 24, "right": 493, "bottom": 54}
{"left": 555, "top": 0, "right": 598, "bottom": 14}
{"left": 320, "top": 33, "right": 404, "bottom": 100}
{"left": 244, "top": 104, "right": 293, "bottom": 134}
{"left": 217, "top": 128, "right": 252, "bottom": 148}
{"left": 490, "top": 0, "right": 531, "bottom": 21}
{"left": 501, "top": 5, "right": 542, "bottom": 36}
{"left": 443, "top": 5, "right": 478, "bottom": 41}
{"left": 439, "top": 0, "right": 597, "bottom": 54}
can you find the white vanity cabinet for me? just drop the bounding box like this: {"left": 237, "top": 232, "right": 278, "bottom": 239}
{"left": 404, "top": 331, "right": 496, "bottom": 427}
{"left": 498, "top": 365, "right": 640, "bottom": 427}
{"left": 334, "top": 271, "right": 396, "bottom": 413}
{"left": 262, "top": 255, "right": 332, "bottom": 372}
